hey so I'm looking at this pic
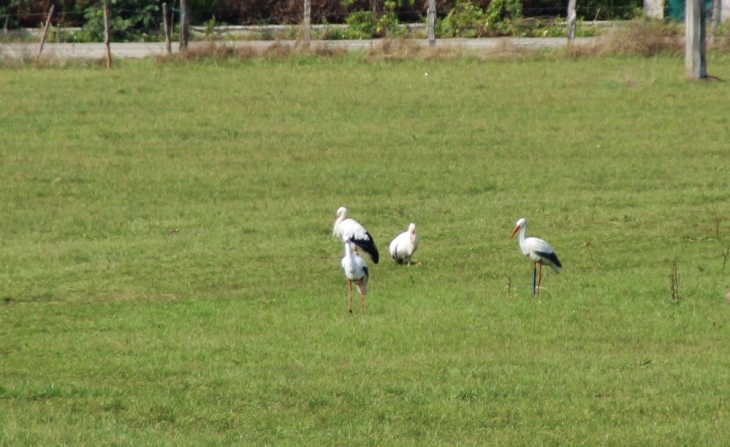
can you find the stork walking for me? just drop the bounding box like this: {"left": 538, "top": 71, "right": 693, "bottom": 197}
{"left": 341, "top": 239, "right": 369, "bottom": 315}
{"left": 510, "top": 218, "right": 562, "bottom": 295}
{"left": 333, "top": 207, "right": 380, "bottom": 264}
{"left": 389, "top": 222, "right": 420, "bottom": 265}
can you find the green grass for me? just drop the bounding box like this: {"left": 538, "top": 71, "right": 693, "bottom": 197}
{"left": 1, "top": 52, "right": 730, "bottom": 445}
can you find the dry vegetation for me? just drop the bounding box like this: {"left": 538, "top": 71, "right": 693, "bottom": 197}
{"left": 154, "top": 39, "right": 349, "bottom": 62}
{"left": 365, "top": 37, "right": 538, "bottom": 61}
{"left": 566, "top": 20, "right": 685, "bottom": 58}
{"left": 154, "top": 20, "right": 730, "bottom": 63}
{"left": 0, "top": 44, "right": 108, "bottom": 68}
{"left": 711, "top": 26, "right": 730, "bottom": 53}
{"left": 151, "top": 37, "right": 550, "bottom": 64}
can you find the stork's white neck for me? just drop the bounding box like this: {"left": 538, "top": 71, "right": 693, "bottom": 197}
{"left": 334, "top": 215, "right": 344, "bottom": 236}
{"left": 517, "top": 224, "right": 529, "bottom": 255}
{"left": 344, "top": 241, "right": 353, "bottom": 259}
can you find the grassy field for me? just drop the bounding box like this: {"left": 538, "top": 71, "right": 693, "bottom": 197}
{"left": 1, "top": 51, "right": 730, "bottom": 445}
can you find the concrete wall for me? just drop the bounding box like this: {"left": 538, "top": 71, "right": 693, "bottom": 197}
{"left": 644, "top": 0, "right": 664, "bottom": 18}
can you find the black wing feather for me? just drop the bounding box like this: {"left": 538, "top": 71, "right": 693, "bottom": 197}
{"left": 352, "top": 232, "right": 380, "bottom": 264}
{"left": 536, "top": 250, "right": 562, "bottom": 268}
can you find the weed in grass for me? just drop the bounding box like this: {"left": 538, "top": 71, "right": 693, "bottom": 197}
{"left": 722, "top": 247, "right": 729, "bottom": 270}
{"left": 669, "top": 260, "right": 681, "bottom": 304}
{"left": 583, "top": 240, "right": 597, "bottom": 270}
{"left": 715, "top": 397, "right": 724, "bottom": 423}
{"left": 711, "top": 204, "right": 722, "bottom": 238}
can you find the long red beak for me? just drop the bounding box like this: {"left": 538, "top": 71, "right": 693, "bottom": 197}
{"left": 510, "top": 226, "right": 519, "bottom": 239}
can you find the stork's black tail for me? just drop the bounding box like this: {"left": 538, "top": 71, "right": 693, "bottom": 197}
{"left": 536, "top": 250, "right": 562, "bottom": 272}
{"left": 353, "top": 233, "right": 380, "bottom": 264}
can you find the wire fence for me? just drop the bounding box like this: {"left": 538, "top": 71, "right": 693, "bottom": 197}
{"left": 6, "top": 0, "right": 706, "bottom": 47}
{"left": 0, "top": 3, "right": 648, "bottom": 28}
{"left": 0, "top": 6, "right": 645, "bottom": 19}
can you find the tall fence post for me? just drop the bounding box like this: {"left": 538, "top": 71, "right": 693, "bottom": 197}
{"left": 567, "top": 0, "right": 577, "bottom": 45}
{"left": 162, "top": 2, "right": 172, "bottom": 54}
{"left": 685, "top": 0, "right": 707, "bottom": 79}
{"left": 35, "top": 4, "right": 55, "bottom": 63}
{"left": 179, "top": 0, "right": 189, "bottom": 50}
{"left": 303, "top": 0, "right": 311, "bottom": 44}
{"left": 169, "top": 0, "right": 176, "bottom": 44}
{"left": 427, "top": 0, "right": 436, "bottom": 47}
{"left": 103, "top": 1, "right": 112, "bottom": 68}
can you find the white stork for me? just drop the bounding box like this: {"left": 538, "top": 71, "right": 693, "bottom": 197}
{"left": 333, "top": 207, "right": 380, "bottom": 264}
{"left": 389, "top": 222, "right": 420, "bottom": 265}
{"left": 341, "top": 239, "right": 369, "bottom": 315}
{"left": 510, "top": 217, "right": 562, "bottom": 295}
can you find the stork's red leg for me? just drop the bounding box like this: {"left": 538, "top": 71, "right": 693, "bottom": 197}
{"left": 537, "top": 261, "right": 543, "bottom": 295}
{"left": 349, "top": 280, "right": 354, "bottom": 313}
{"left": 359, "top": 280, "right": 365, "bottom": 315}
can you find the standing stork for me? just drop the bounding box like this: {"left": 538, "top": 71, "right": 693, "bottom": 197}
{"left": 510, "top": 217, "right": 562, "bottom": 295}
{"left": 333, "top": 207, "right": 380, "bottom": 264}
{"left": 341, "top": 239, "right": 369, "bottom": 315}
{"left": 389, "top": 222, "right": 420, "bottom": 265}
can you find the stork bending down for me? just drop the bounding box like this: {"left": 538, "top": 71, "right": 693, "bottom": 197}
{"left": 389, "top": 222, "right": 419, "bottom": 265}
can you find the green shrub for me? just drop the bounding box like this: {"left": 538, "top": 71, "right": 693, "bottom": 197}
{"left": 438, "top": 1, "right": 487, "bottom": 38}
{"left": 346, "top": 10, "right": 375, "bottom": 38}
{"left": 484, "top": 0, "right": 522, "bottom": 35}
{"left": 80, "top": 0, "right": 159, "bottom": 42}
{"left": 345, "top": 8, "right": 402, "bottom": 38}
{"left": 437, "top": 0, "right": 523, "bottom": 38}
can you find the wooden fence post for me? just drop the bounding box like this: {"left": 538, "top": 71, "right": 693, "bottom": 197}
{"left": 371, "top": 0, "right": 377, "bottom": 36}
{"left": 103, "top": 1, "right": 112, "bottom": 68}
{"left": 685, "top": 0, "right": 707, "bottom": 79}
{"left": 179, "top": 0, "right": 189, "bottom": 50}
{"left": 162, "top": 2, "right": 172, "bottom": 54}
{"left": 427, "top": 0, "right": 436, "bottom": 47}
{"left": 169, "top": 0, "right": 176, "bottom": 44}
{"left": 303, "top": 0, "right": 311, "bottom": 44}
{"left": 567, "top": 0, "right": 577, "bottom": 45}
{"left": 35, "top": 4, "right": 54, "bottom": 63}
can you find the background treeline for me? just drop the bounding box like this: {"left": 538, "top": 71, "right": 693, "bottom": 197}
{"left": 1, "top": 0, "right": 642, "bottom": 29}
